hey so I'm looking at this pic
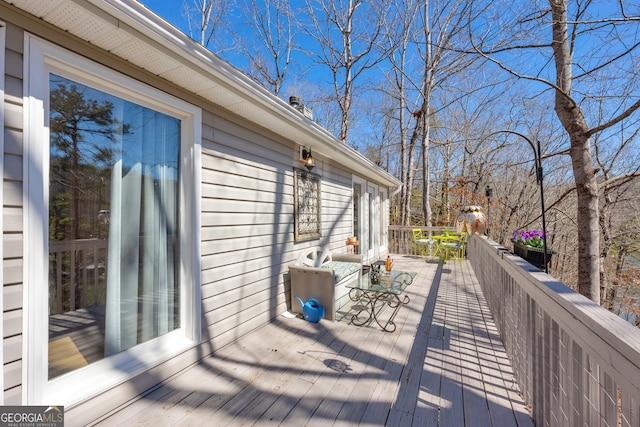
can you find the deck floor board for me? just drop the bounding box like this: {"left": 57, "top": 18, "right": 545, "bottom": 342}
{"left": 93, "top": 257, "right": 533, "bottom": 426}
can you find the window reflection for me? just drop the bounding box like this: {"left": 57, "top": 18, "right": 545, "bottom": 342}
{"left": 48, "top": 75, "right": 181, "bottom": 379}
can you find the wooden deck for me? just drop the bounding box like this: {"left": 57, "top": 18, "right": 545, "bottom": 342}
{"left": 94, "top": 256, "right": 534, "bottom": 426}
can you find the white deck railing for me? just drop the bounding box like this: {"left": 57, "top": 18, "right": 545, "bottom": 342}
{"left": 389, "top": 225, "right": 450, "bottom": 254}
{"left": 467, "top": 235, "right": 640, "bottom": 427}
{"left": 49, "top": 239, "right": 108, "bottom": 314}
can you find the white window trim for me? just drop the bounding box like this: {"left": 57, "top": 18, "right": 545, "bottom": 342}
{"left": 352, "top": 175, "right": 366, "bottom": 233}
{"left": 352, "top": 175, "right": 366, "bottom": 258}
{"left": 0, "top": 21, "right": 6, "bottom": 405}
{"left": 379, "top": 187, "right": 389, "bottom": 254}
{"left": 367, "top": 182, "right": 380, "bottom": 261}
{"left": 23, "top": 35, "right": 202, "bottom": 406}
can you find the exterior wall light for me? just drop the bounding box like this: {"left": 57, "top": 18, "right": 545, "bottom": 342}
{"left": 302, "top": 147, "right": 315, "bottom": 172}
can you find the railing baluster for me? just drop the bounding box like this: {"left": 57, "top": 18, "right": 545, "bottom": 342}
{"left": 56, "top": 251, "right": 63, "bottom": 314}
{"left": 82, "top": 249, "right": 88, "bottom": 307}
{"left": 93, "top": 241, "right": 98, "bottom": 306}
{"left": 70, "top": 248, "right": 76, "bottom": 312}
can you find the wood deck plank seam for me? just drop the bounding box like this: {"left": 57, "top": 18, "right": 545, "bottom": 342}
{"left": 278, "top": 263, "right": 429, "bottom": 426}
{"left": 445, "top": 264, "right": 492, "bottom": 427}
{"left": 108, "top": 316, "right": 319, "bottom": 423}
{"left": 413, "top": 261, "right": 446, "bottom": 427}
{"left": 331, "top": 322, "right": 397, "bottom": 426}
{"left": 97, "top": 321, "right": 311, "bottom": 425}
{"left": 386, "top": 263, "right": 440, "bottom": 426}
{"left": 305, "top": 320, "right": 385, "bottom": 426}
{"left": 181, "top": 320, "right": 334, "bottom": 425}
{"left": 437, "top": 264, "right": 466, "bottom": 426}
{"left": 456, "top": 261, "right": 511, "bottom": 427}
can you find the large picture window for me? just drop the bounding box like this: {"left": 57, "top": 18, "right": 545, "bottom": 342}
{"left": 48, "top": 75, "right": 181, "bottom": 377}
{"left": 26, "top": 37, "right": 201, "bottom": 405}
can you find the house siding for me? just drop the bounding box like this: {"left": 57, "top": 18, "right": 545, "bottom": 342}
{"left": 1, "top": 2, "right": 390, "bottom": 423}
{"left": 200, "top": 113, "right": 356, "bottom": 347}
{"left": 3, "top": 19, "right": 25, "bottom": 405}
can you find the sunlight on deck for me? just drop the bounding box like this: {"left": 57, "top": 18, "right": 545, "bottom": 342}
{"left": 94, "top": 256, "right": 533, "bottom": 426}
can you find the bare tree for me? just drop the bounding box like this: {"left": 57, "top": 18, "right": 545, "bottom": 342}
{"left": 184, "top": 0, "right": 231, "bottom": 49}
{"left": 550, "top": 1, "right": 640, "bottom": 303}
{"left": 301, "top": 0, "right": 386, "bottom": 144}
{"left": 609, "top": 209, "right": 640, "bottom": 325}
{"left": 235, "top": 0, "right": 294, "bottom": 96}
{"left": 469, "top": 0, "right": 640, "bottom": 303}
{"left": 381, "top": 0, "right": 481, "bottom": 226}
{"left": 378, "top": 0, "right": 421, "bottom": 225}
{"left": 595, "top": 124, "right": 640, "bottom": 307}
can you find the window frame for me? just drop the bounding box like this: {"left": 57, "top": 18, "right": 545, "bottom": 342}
{"left": 24, "top": 35, "right": 202, "bottom": 405}
{"left": 379, "top": 187, "right": 389, "bottom": 253}
{"left": 0, "top": 21, "right": 5, "bottom": 405}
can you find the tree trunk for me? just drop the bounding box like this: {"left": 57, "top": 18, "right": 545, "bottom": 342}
{"left": 599, "top": 183, "right": 613, "bottom": 306}
{"left": 403, "top": 112, "right": 421, "bottom": 225}
{"left": 421, "top": 0, "right": 433, "bottom": 227}
{"left": 609, "top": 248, "right": 628, "bottom": 314}
{"left": 550, "top": 0, "right": 600, "bottom": 303}
{"left": 340, "top": 8, "right": 353, "bottom": 144}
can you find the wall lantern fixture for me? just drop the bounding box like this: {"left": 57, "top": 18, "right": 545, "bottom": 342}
{"left": 302, "top": 147, "right": 315, "bottom": 172}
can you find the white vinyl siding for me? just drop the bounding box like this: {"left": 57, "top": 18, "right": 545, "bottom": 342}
{"left": 2, "top": 19, "right": 25, "bottom": 405}
{"left": 199, "top": 114, "right": 358, "bottom": 346}
{"left": 201, "top": 114, "right": 296, "bottom": 341}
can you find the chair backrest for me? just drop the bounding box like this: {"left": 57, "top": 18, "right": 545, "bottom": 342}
{"left": 412, "top": 228, "right": 424, "bottom": 240}
{"left": 296, "top": 246, "right": 332, "bottom": 268}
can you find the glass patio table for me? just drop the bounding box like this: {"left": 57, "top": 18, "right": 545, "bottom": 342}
{"left": 346, "top": 270, "right": 416, "bottom": 332}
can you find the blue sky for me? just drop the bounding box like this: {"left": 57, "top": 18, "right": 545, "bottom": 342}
{"left": 137, "top": 0, "right": 640, "bottom": 161}
{"left": 138, "top": 0, "right": 383, "bottom": 146}
{"left": 141, "top": 0, "right": 189, "bottom": 30}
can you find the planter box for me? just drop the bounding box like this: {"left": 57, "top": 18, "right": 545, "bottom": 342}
{"left": 511, "top": 239, "right": 555, "bottom": 269}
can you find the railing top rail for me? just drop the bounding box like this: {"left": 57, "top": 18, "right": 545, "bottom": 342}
{"left": 50, "top": 239, "right": 108, "bottom": 251}
{"left": 389, "top": 225, "right": 451, "bottom": 232}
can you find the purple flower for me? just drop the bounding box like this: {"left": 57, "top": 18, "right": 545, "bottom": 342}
{"left": 513, "top": 229, "right": 546, "bottom": 248}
